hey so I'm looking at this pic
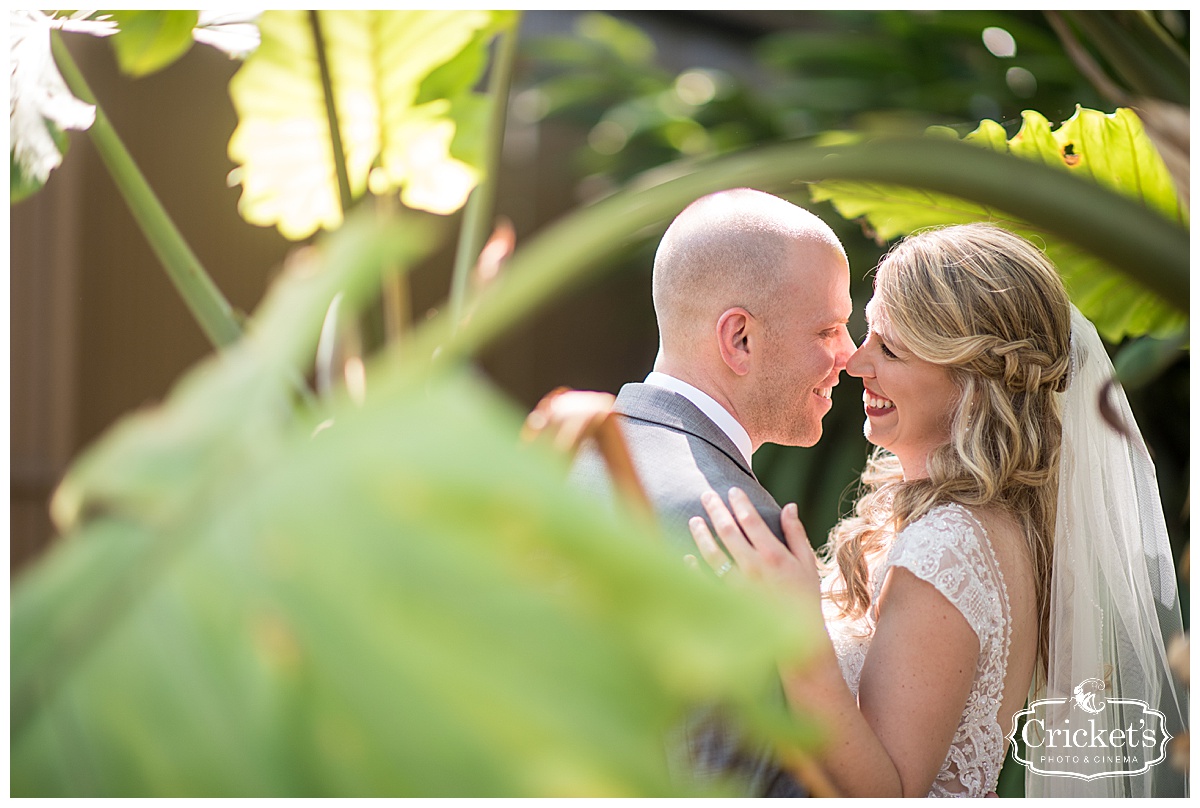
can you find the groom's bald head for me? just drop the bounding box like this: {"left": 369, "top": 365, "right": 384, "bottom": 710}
{"left": 652, "top": 188, "right": 845, "bottom": 354}
{"left": 650, "top": 188, "right": 853, "bottom": 448}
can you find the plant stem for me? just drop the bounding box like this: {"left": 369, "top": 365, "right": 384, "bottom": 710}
{"left": 449, "top": 15, "right": 522, "bottom": 331}
{"left": 400, "top": 136, "right": 1189, "bottom": 373}
{"left": 308, "top": 10, "right": 353, "bottom": 217}
{"left": 50, "top": 31, "right": 242, "bottom": 349}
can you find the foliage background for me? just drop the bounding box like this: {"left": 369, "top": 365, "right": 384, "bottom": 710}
{"left": 504, "top": 9, "right": 1189, "bottom": 568}
{"left": 10, "top": 9, "right": 1189, "bottom": 798}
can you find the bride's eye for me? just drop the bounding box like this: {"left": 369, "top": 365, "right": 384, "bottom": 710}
{"left": 879, "top": 341, "right": 898, "bottom": 359}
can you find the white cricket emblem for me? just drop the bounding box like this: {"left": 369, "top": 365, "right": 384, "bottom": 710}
{"left": 1072, "top": 677, "right": 1108, "bottom": 714}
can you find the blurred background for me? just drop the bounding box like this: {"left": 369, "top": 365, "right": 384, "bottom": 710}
{"left": 13, "top": 9, "right": 1187, "bottom": 576}
{"left": 9, "top": 9, "right": 1189, "bottom": 798}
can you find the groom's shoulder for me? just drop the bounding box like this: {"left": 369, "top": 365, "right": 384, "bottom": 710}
{"left": 611, "top": 382, "right": 718, "bottom": 442}
{"left": 612, "top": 382, "right": 691, "bottom": 420}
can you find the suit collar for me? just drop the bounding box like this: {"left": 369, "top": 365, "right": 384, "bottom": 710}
{"left": 612, "top": 382, "right": 758, "bottom": 479}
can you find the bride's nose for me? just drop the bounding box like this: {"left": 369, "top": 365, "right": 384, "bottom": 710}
{"left": 846, "top": 344, "right": 870, "bottom": 379}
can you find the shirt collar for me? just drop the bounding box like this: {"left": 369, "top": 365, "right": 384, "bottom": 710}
{"left": 644, "top": 371, "right": 754, "bottom": 468}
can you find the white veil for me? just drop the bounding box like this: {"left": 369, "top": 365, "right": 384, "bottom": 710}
{"left": 1025, "top": 306, "right": 1188, "bottom": 797}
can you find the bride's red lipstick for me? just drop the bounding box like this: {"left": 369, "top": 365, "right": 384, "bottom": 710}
{"left": 863, "top": 387, "right": 895, "bottom": 418}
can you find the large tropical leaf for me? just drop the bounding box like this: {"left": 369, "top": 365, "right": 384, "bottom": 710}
{"left": 13, "top": 208, "right": 816, "bottom": 797}
{"left": 227, "top": 10, "right": 516, "bottom": 240}
{"left": 808, "top": 107, "right": 1188, "bottom": 342}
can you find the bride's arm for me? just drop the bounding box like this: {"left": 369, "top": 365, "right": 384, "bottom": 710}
{"left": 782, "top": 567, "right": 978, "bottom": 796}
{"left": 690, "top": 488, "right": 978, "bottom": 797}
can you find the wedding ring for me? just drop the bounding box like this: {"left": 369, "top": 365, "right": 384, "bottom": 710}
{"left": 716, "top": 560, "right": 733, "bottom": 578}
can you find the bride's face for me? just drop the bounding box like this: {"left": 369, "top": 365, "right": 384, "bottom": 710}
{"left": 846, "top": 296, "right": 959, "bottom": 479}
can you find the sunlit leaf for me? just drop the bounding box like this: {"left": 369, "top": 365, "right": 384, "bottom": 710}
{"left": 1134, "top": 98, "right": 1189, "bottom": 209}
{"left": 108, "top": 10, "right": 199, "bottom": 78}
{"left": 227, "top": 10, "right": 515, "bottom": 240}
{"left": 809, "top": 107, "right": 1189, "bottom": 341}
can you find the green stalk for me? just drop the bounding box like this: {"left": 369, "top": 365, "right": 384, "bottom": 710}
{"left": 400, "top": 136, "right": 1189, "bottom": 373}
{"left": 50, "top": 31, "right": 241, "bottom": 349}
{"left": 449, "top": 15, "right": 522, "bottom": 330}
{"left": 308, "top": 10, "right": 353, "bottom": 216}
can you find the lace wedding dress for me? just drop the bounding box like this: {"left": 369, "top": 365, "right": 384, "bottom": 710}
{"left": 822, "top": 502, "right": 1010, "bottom": 797}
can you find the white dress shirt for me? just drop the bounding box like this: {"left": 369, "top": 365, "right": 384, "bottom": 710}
{"left": 644, "top": 371, "right": 754, "bottom": 468}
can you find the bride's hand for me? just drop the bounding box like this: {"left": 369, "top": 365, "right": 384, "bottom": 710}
{"left": 688, "top": 487, "right": 821, "bottom": 602}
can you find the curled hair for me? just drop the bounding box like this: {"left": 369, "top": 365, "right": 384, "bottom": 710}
{"left": 823, "top": 223, "right": 1071, "bottom": 677}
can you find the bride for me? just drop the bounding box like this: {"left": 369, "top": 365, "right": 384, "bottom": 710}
{"left": 688, "top": 223, "right": 1188, "bottom": 797}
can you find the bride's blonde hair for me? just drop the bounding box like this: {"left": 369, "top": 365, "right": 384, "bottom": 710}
{"left": 824, "top": 223, "right": 1071, "bottom": 675}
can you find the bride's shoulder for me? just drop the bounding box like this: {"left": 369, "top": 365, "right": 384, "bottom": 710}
{"left": 907, "top": 501, "right": 1018, "bottom": 538}
{"left": 897, "top": 501, "right": 1027, "bottom": 564}
{"left": 901, "top": 501, "right": 986, "bottom": 538}
{"left": 901, "top": 502, "right": 1030, "bottom": 581}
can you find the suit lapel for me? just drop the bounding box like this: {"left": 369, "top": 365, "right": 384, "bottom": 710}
{"left": 612, "top": 383, "right": 757, "bottom": 480}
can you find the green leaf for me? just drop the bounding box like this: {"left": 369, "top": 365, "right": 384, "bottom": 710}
{"left": 809, "top": 107, "right": 1189, "bottom": 342}
{"left": 10, "top": 150, "right": 43, "bottom": 204}
{"left": 227, "top": 10, "right": 514, "bottom": 240}
{"left": 16, "top": 374, "right": 810, "bottom": 797}
{"left": 14, "top": 207, "right": 814, "bottom": 797}
{"left": 10, "top": 123, "right": 68, "bottom": 204}
{"left": 109, "top": 11, "right": 199, "bottom": 78}
{"left": 1113, "top": 329, "right": 1189, "bottom": 391}
{"left": 575, "top": 12, "right": 658, "bottom": 66}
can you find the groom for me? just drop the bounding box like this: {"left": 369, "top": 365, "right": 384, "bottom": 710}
{"left": 570, "top": 188, "right": 855, "bottom": 796}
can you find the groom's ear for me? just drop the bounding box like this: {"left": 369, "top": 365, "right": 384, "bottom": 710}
{"left": 716, "top": 307, "right": 754, "bottom": 376}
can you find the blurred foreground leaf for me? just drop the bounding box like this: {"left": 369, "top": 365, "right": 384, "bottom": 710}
{"left": 809, "top": 107, "right": 1189, "bottom": 342}
{"left": 13, "top": 209, "right": 814, "bottom": 797}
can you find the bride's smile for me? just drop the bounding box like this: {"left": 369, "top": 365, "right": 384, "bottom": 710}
{"left": 861, "top": 388, "right": 894, "bottom": 414}
{"left": 845, "top": 296, "right": 958, "bottom": 479}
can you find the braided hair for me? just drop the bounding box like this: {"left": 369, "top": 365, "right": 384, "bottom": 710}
{"left": 824, "top": 223, "right": 1072, "bottom": 678}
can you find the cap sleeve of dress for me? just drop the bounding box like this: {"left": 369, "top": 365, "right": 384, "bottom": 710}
{"left": 882, "top": 502, "right": 1002, "bottom": 641}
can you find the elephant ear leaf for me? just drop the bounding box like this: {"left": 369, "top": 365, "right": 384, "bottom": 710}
{"left": 810, "top": 107, "right": 1188, "bottom": 343}
{"left": 227, "top": 10, "right": 515, "bottom": 241}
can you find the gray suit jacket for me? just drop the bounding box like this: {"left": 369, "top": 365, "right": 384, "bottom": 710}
{"left": 569, "top": 383, "right": 804, "bottom": 797}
